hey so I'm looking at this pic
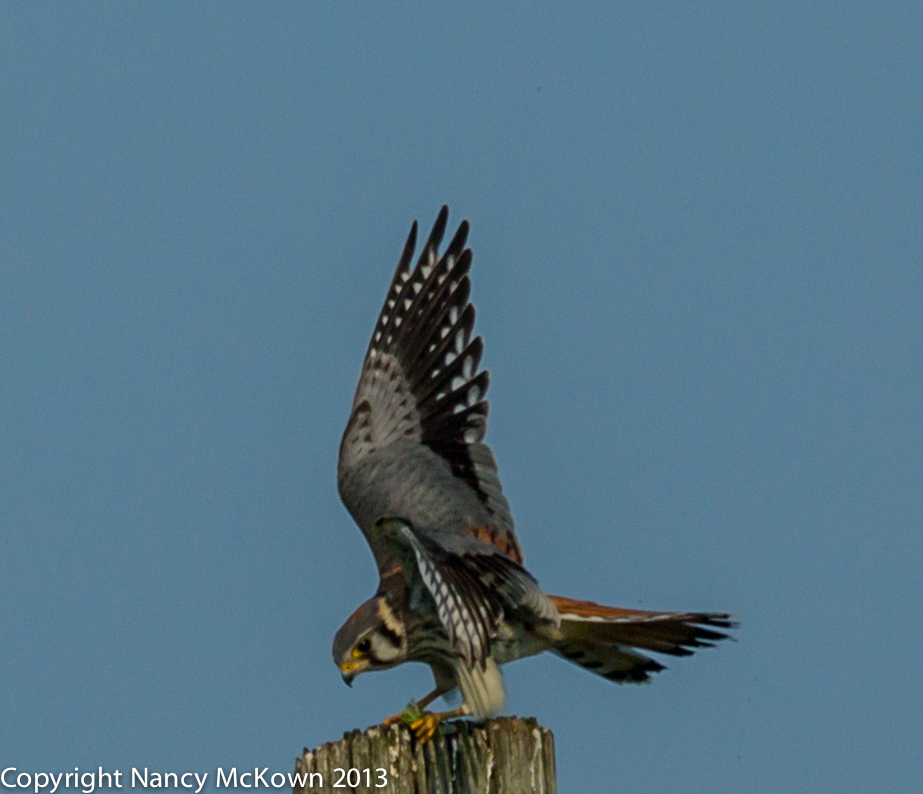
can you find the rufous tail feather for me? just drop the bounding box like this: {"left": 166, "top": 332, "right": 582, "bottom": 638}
{"left": 548, "top": 595, "right": 736, "bottom": 683}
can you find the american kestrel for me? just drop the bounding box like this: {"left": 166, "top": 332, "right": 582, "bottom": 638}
{"left": 333, "top": 207, "right": 734, "bottom": 741}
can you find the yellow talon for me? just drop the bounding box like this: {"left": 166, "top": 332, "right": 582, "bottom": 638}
{"left": 381, "top": 701, "right": 464, "bottom": 743}
{"left": 410, "top": 713, "right": 441, "bottom": 743}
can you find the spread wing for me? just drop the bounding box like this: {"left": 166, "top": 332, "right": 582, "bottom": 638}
{"left": 338, "top": 207, "right": 522, "bottom": 575}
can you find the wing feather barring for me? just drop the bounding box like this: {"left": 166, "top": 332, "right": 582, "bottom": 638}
{"left": 331, "top": 207, "right": 736, "bottom": 742}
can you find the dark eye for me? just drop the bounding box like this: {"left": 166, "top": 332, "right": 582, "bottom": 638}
{"left": 356, "top": 638, "right": 372, "bottom": 654}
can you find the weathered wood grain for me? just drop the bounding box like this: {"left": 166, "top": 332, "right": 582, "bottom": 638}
{"left": 294, "top": 718, "right": 556, "bottom": 794}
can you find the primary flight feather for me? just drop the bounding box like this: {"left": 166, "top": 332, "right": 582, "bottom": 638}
{"left": 332, "top": 206, "right": 735, "bottom": 742}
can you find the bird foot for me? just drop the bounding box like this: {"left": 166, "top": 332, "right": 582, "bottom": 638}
{"left": 380, "top": 709, "right": 439, "bottom": 742}
{"left": 411, "top": 707, "right": 466, "bottom": 744}
{"left": 381, "top": 701, "right": 464, "bottom": 743}
{"left": 410, "top": 712, "right": 443, "bottom": 743}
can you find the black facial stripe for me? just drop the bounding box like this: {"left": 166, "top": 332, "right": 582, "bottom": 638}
{"left": 378, "top": 622, "right": 403, "bottom": 650}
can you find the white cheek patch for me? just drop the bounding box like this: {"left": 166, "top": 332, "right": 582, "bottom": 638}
{"left": 372, "top": 634, "right": 404, "bottom": 663}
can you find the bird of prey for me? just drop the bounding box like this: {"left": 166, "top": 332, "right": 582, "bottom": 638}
{"left": 333, "top": 206, "right": 735, "bottom": 742}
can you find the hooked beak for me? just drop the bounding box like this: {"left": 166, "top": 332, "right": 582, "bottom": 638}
{"left": 339, "top": 659, "right": 365, "bottom": 686}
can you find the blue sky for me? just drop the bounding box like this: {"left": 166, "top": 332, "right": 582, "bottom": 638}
{"left": 1, "top": 3, "right": 921, "bottom": 792}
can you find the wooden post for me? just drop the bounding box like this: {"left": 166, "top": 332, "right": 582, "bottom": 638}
{"left": 294, "top": 717, "right": 556, "bottom": 794}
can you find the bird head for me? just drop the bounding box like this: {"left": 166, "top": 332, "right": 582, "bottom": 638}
{"left": 332, "top": 596, "right": 408, "bottom": 686}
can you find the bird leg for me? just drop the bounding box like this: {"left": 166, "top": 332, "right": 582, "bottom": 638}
{"left": 409, "top": 706, "right": 467, "bottom": 743}
{"left": 381, "top": 686, "right": 446, "bottom": 727}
